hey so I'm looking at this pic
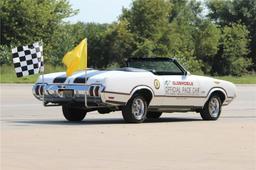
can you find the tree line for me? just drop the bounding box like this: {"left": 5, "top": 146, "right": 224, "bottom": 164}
{"left": 1, "top": 0, "right": 255, "bottom": 76}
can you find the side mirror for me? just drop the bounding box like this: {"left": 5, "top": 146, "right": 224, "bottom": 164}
{"left": 184, "top": 71, "right": 191, "bottom": 76}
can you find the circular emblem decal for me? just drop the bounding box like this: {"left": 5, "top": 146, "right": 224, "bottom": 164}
{"left": 154, "top": 79, "right": 160, "bottom": 89}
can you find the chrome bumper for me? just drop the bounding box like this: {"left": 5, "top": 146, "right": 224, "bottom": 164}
{"left": 32, "top": 83, "right": 105, "bottom": 106}
{"left": 223, "top": 97, "right": 235, "bottom": 106}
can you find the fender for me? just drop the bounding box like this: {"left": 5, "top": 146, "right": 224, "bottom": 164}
{"left": 130, "top": 85, "right": 155, "bottom": 99}
{"left": 206, "top": 87, "right": 228, "bottom": 102}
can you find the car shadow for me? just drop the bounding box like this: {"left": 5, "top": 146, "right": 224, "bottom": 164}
{"left": 10, "top": 117, "right": 202, "bottom": 126}
{"left": 222, "top": 115, "right": 256, "bottom": 119}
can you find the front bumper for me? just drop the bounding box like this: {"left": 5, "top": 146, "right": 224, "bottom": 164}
{"left": 222, "top": 97, "right": 235, "bottom": 106}
{"left": 32, "top": 83, "right": 105, "bottom": 107}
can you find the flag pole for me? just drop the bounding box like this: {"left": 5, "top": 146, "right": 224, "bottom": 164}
{"left": 84, "top": 38, "right": 88, "bottom": 108}
{"left": 40, "top": 40, "right": 45, "bottom": 106}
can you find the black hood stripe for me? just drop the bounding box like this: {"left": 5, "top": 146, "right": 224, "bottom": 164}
{"left": 73, "top": 71, "right": 107, "bottom": 83}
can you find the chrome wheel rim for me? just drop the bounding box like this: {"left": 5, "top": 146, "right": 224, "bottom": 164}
{"left": 131, "top": 98, "right": 145, "bottom": 120}
{"left": 208, "top": 97, "right": 220, "bottom": 118}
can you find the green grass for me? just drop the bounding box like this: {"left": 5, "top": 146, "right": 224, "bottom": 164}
{"left": 214, "top": 75, "right": 256, "bottom": 84}
{"left": 0, "top": 64, "right": 65, "bottom": 83}
{"left": 0, "top": 64, "right": 255, "bottom": 84}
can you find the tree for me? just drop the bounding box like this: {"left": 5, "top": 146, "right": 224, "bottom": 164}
{"left": 122, "top": 0, "right": 172, "bottom": 41}
{"left": 120, "top": 0, "right": 172, "bottom": 58}
{"left": 1, "top": 0, "right": 77, "bottom": 46}
{"left": 47, "top": 22, "right": 109, "bottom": 67}
{"left": 47, "top": 22, "right": 86, "bottom": 65}
{"left": 115, "top": 0, "right": 205, "bottom": 73}
{"left": 0, "top": 45, "right": 11, "bottom": 65}
{"left": 207, "top": 0, "right": 256, "bottom": 70}
{"left": 212, "top": 24, "right": 251, "bottom": 76}
{"left": 165, "top": 0, "right": 206, "bottom": 72}
{"left": 194, "top": 20, "right": 221, "bottom": 73}
{"left": 0, "top": 0, "right": 77, "bottom": 65}
{"left": 1, "top": 0, "right": 252, "bottom": 77}
{"left": 102, "top": 20, "right": 135, "bottom": 67}
{"left": 84, "top": 23, "right": 109, "bottom": 68}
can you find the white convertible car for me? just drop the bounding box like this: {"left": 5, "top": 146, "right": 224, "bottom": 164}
{"left": 32, "top": 58, "right": 237, "bottom": 123}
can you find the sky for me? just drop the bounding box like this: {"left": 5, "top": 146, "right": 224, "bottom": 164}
{"left": 66, "top": 0, "right": 133, "bottom": 24}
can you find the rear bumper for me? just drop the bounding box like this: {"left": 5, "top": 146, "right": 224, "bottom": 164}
{"left": 32, "top": 83, "right": 105, "bottom": 107}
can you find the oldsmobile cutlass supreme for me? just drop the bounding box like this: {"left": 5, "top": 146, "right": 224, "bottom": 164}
{"left": 32, "top": 58, "right": 237, "bottom": 123}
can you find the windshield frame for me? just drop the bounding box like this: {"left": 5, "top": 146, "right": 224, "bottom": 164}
{"left": 126, "top": 57, "right": 188, "bottom": 75}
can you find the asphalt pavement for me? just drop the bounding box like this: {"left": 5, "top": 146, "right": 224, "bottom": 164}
{"left": 0, "top": 84, "right": 255, "bottom": 170}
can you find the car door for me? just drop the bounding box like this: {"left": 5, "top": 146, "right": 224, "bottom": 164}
{"left": 151, "top": 64, "right": 204, "bottom": 107}
{"left": 160, "top": 74, "right": 202, "bottom": 106}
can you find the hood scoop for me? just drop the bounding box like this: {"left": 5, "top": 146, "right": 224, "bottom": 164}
{"left": 74, "top": 77, "right": 87, "bottom": 83}
{"left": 53, "top": 76, "right": 66, "bottom": 83}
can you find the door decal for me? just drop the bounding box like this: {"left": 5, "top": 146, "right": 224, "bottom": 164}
{"left": 154, "top": 79, "right": 160, "bottom": 90}
{"left": 164, "top": 80, "right": 200, "bottom": 96}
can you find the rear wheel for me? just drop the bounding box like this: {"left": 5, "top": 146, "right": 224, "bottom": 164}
{"left": 200, "top": 95, "right": 222, "bottom": 120}
{"left": 122, "top": 94, "right": 148, "bottom": 123}
{"left": 62, "top": 105, "right": 87, "bottom": 121}
{"left": 146, "top": 112, "right": 162, "bottom": 119}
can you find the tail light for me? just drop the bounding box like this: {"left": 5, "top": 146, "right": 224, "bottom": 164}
{"left": 89, "top": 85, "right": 102, "bottom": 97}
{"left": 94, "top": 86, "right": 100, "bottom": 96}
{"left": 35, "top": 85, "right": 40, "bottom": 95}
{"left": 89, "top": 86, "right": 94, "bottom": 96}
{"left": 39, "top": 85, "right": 44, "bottom": 95}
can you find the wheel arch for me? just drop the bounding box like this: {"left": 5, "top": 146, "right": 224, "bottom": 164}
{"left": 130, "top": 86, "right": 154, "bottom": 105}
{"left": 207, "top": 88, "right": 227, "bottom": 104}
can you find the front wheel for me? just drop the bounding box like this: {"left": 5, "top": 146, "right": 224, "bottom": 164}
{"left": 200, "top": 95, "right": 222, "bottom": 120}
{"left": 62, "top": 105, "right": 87, "bottom": 122}
{"left": 122, "top": 94, "right": 148, "bottom": 123}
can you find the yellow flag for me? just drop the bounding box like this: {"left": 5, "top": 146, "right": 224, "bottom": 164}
{"left": 62, "top": 39, "right": 87, "bottom": 76}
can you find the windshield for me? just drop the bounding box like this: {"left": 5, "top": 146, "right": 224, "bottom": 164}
{"left": 127, "top": 58, "right": 185, "bottom": 75}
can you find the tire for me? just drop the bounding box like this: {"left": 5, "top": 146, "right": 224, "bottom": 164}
{"left": 122, "top": 94, "right": 148, "bottom": 123}
{"left": 146, "top": 111, "right": 162, "bottom": 119}
{"left": 200, "top": 95, "right": 222, "bottom": 120}
{"left": 62, "top": 105, "right": 87, "bottom": 122}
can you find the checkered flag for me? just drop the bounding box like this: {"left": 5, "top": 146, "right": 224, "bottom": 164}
{"left": 12, "top": 42, "right": 44, "bottom": 77}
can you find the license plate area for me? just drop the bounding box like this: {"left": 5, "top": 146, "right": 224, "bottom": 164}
{"left": 59, "top": 89, "right": 74, "bottom": 98}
